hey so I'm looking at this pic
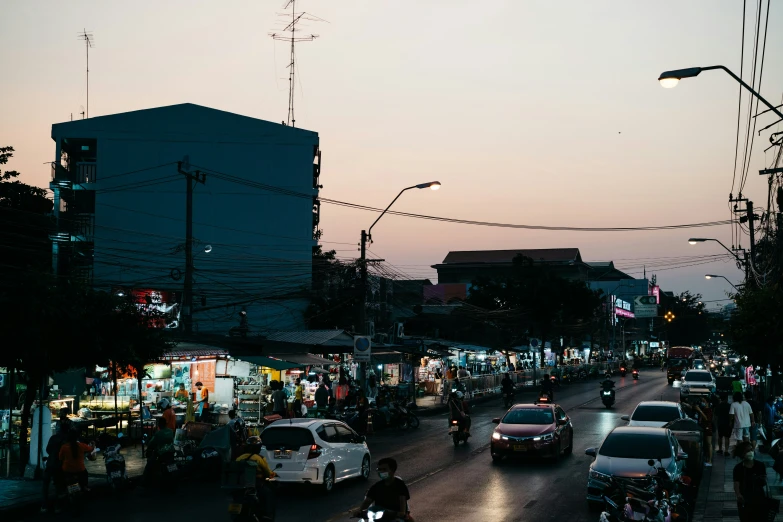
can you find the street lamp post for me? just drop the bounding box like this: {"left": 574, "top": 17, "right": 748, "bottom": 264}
{"left": 688, "top": 238, "right": 748, "bottom": 281}
{"left": 658, "top": 66, "right": 783, "bottom": 121}
{"left": 358, "top": 181, "right": 441, "bottom": 391}
{"left": 705, "top": 274, "right": 741, "bottom": 292}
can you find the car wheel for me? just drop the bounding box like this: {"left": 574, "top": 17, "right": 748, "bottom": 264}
{"left": 360, "top": 455, "right": 370, "bottom": 480}
{"left": 553, "top": 439, "right": 561, "bottom": 461}
{"left": 491, "top": 454, "right": 503, "bottom": 464}
{"left": 322, "top": 465, "right": 335, "bottom": 493}
{"left": 564, "top": 432, "right": 573, "bottom": 455}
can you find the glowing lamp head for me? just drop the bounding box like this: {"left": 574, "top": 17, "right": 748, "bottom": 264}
{"left": 416, "top": 181, "right": 441, "bottom": 190}
{"left": 659, "top": 77, "right": 680, "bottom": 89}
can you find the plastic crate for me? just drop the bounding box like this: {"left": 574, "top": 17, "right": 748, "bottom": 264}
{"left": 221, "top": 461, "right": 257, "bottom": 489}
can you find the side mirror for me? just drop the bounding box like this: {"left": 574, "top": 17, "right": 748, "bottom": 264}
{"left": 676, "top": 451, "right": 688, "bottom": 461}
{"left": 274, "top": 463, "right": 283, "bottom": 470}
{"left": 647, "top": 459, "right": 655, "bottom": 467}
{"left": 359, "top": 435, "right": 367, "bottom": 444}
{"left": 492, "top": 417, "right": 501, "bottom": 424}
{"left": 585, "top": 448, "right": 597, "bottom": 458}
{"left": 621, "top": 415, "right": 630, "bottom": 422}
{"left": 557, "top": 419, "right": 568, "bottom": 426}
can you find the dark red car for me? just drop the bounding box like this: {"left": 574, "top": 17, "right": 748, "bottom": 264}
{"left": 490, "top": 403, "right": 574, "bottom": 463}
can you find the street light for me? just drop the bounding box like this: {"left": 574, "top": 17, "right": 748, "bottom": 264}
{"left": 705, "top": 274, "right": 740, "bottom": 291}
{"left": 658, "top": 66, "right": 783, "bottom": 121}
{"left": 688, "top": 237, "right": 747, "bottom": 277}
{"left": 358, "top": 181, "right": 441, "bottom": 389}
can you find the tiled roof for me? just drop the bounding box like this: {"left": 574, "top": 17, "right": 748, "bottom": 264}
{"left": 264, "top": 330, "right": 354, "bottom": 347}
{"left": 439, "top": 248, "right": 582, "bottom": 265}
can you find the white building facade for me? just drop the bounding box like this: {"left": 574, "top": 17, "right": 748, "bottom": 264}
{"left": 49, "top": 103, "right": 322, "bottom": 334}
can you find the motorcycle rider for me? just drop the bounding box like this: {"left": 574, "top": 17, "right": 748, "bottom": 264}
{"left": 448, "top": 391, "right": 471, "bottom": 437}
{"left": 143, "top": 417, "right": 175, "bottom": 485}
{"left": 501, "top": 373, "right": 514, "bottom": 403}
{"left": 355, "top": 457, "right": 412, "bottom": 521}
{"left": 236, "top": 436, "right": 276, "bottom": 521}
{"left": 540, "top": 374, "right": 554, "bottom": 401}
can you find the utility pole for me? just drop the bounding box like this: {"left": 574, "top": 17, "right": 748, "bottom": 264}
{"left": 179, "top": 157, "right": 206, "bottom": 335}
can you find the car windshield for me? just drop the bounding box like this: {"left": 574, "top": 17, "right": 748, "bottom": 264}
{"left": 599, "top": 432, "right": 672, "bottom": 459}
{"left": 684, "top": 372, "right": 712, "bottom": 382}
{"left": 261, "top": 427, "right": 314, "bottom": 449}
{"left": 669, "top": 358, "right": 688, "bottom": 367}
{"left": 631, "top": 405, "right": 680, "bottom": 422}
{"left": 502, "top": 408, "right": 554, "bottom": 425}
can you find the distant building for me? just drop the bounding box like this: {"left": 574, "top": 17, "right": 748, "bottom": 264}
{"left": 49, "top": 103, "right": 322, "bottom": 334}
{"left": 431, "top": 248, "right": 590, "bottom": 284}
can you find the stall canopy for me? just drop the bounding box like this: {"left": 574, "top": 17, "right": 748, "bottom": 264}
{"left": 266, "top": 353, "right": 335, "bottom": 367}
{"left": 240, "top": 356, "right": 301, "bottom": 371}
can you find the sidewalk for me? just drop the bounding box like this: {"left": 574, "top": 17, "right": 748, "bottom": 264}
{"left": 0, "top": 445, "right": 144, "bottom": 518}
{"left": 692, "top": 447, "right": 783, "bottom": 522}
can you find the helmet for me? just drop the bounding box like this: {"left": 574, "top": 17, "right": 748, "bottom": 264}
{"left": 158, "top": 399, "right": 170, "bottom": 410}
{"left": 246, "top": 436, "right": 261, "bottom": 445}
{"left": 456, "top": 391, "right": 464, "bottom": 399}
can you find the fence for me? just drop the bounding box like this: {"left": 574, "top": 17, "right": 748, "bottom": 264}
{"left": 437, "top": 362, "right": 614, "bottom": 403}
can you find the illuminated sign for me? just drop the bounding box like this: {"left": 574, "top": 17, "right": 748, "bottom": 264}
{"left": 650, "top": 285, "right": 660, "bottom": 304}
{"left": 113, "top": 287, "right": 181, "bottom": 329}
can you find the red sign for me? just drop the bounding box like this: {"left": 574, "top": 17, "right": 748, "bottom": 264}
{"left": 127, "top": 288, "right": 181, "bottom": 329}
{"left": 650, "top": 285, "right": 660, "bottom": 304}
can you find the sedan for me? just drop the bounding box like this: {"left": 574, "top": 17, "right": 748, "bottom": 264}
{"left": 621, "top": 401, "right": 687, "bottom": 428}
{"left": 585, "top": 426, "right": 688, "bottom": 504}
{"left": 490, "top": 403, "right": 574, "bottom": 463}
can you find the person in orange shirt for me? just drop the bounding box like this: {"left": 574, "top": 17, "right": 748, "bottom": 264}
{"left": 160, "top": 399, "right": 177, "bottom": 431}
{"left": 58, "top": 429, "right": 94, "bottom": 492}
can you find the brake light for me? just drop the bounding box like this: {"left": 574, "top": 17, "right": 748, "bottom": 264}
{"left": 451, "top": 420, "right": 458, "bottom": 425}
{"left": 307, "top": 444, "right": 323, "bottom": 459}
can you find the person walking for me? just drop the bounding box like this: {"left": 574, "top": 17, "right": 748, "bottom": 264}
{"left": 293, "top": 378, "right": 304, "bottom": 418}
{"left": 730, "top": 392, "right": 755, "bottom": 451}
{"left": 733, "top": 440, "right": 768, "bottom": 521}
{"left": 694, "top": 397, "right": 714, "bottom": 467}
{"left": 715, "top": 394, "right": 732, "bottom": 456}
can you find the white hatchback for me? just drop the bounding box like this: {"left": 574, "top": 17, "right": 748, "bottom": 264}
{"left": 621, "top": 401, "right": 687, "bottom": 428}
{"left": 260, "top": 418, "right": 371, "bottom": 493}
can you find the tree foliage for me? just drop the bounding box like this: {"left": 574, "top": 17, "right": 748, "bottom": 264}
{"left": 305, "top": 246, "right": 362, "bottom": 330}
{"left": 728, "top": 285, "right": 783, "bottom": 371}
{"left": 465, "top": 255, "right": 604, "bottom": 358}
{"left": 659, "top": 291, "right": 711, "bottom": 346}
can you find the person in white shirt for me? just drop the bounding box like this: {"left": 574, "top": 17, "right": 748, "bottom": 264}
{"left": 729, "top": 391, "right": 755, "bottom": 446}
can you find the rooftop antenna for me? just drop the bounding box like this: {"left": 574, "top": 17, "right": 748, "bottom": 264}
{"left": 269, "top": 1, "right": 326, "bottom": 127}
{"left": 77, "top": 29, "right": 94, "bottom": 118}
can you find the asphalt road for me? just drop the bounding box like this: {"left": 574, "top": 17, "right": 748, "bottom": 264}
{"left": 16, "top": 368, "right": 678, "bottom": 522}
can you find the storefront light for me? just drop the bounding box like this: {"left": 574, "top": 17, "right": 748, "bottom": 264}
{"left": 377, "top": 365, "right": 383, "bottom": 370}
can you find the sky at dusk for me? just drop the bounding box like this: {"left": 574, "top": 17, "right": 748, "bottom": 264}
{"left": 2, "top": 1, "right": 782, "bottom": 308}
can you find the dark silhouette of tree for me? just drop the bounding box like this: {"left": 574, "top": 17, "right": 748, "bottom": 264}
{"left": 659, "top": 291, "right": 710, "bottom": 346}
{"left": 305, "top": 246, "right": 362, "bottom": 330}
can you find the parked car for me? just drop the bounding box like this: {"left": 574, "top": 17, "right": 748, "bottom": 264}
{"left": 679, "top": 369, "right": 716, "bottom": 400}
{"left": 490, "top": 403, "right": 574, "bottom": 463}
{"left": 585, "top": 426, "right": 688, "bottom": 505}
{"left": 621, "top": 401, "right": 687, "bottom": 428}
{"left": 663, "top": 417, "right": 704, "bottom": 479}
{"left": 259, "top": 419, "right": 370, "bottom": 493}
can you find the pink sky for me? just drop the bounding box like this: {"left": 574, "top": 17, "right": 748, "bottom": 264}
{"left": 2, "top": 1, "right": 781, "bottom": 306}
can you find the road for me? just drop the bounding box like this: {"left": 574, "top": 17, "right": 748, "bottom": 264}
{"left": 17, "top": 368, "right": 678, "bottom": 522}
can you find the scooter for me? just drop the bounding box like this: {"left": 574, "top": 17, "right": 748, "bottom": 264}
{"left": 632, "top": 369, "right": 639, "bottom": 380}
{"left": 503, "top": 390, "right": 514, "bottom": 408}
{"left": 103, "top": 444, "right": 127, "bottom": 491}
{"left": 449, "top": 418, "right": 470, "bottom": 446}
{"left": 619, "top": 366, "right": 627, "bottom": 377}
{"left": 226, "top": 465, "right": 281, "bottom": 522}
{"left": 536, "top": 391, "right": 553, "bottom": 404}
{"left": 601, "top": 388, "right": 616, "bottom": 409}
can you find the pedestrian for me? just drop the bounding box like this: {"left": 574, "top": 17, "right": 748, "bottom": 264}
{"left": 730, "top": 392, "right": 754, "bottom": 450}
{"left": 315, "top": 382, "right": 329, "bottom": 412}
{"left": 745, "top": 391, "right": 761, "bottom": 451}
{"left": 58, "top": 428, "right": 94, "bottom": 493}
{"left": 367, "top": 375, "right": 379, "bottom": 403}
{"left": 336, "top": 376, "right": 349, "bottom": 407}
{"left": 41, "top": 410, "right": 70, "bottom": 513}
{"left": 194, "top": 381, "right": 211, "bottom": 423}
{"left": 160, "top": 399, "right": 176, "bottom": 431}
{"left": 293, "top": 378, "right": 304, "bottom": 418}
{"left": 763, "top": 396, "right": 779, "bottom": 448}
{"left": 694, "top": 397, "right": 714, "bottom": 467}
{"left": 732, "top": 440, "right": 768, "bottom": 522}
{"left": 715, "top": 394, "right": 732, "bottom": 455}
{"left": 270, "top": 381, "right": 288, "bottom": 418}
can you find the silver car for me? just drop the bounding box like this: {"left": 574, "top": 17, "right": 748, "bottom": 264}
{"left": 585, "top": 426, "right": 687, "bottom": 504}
{"left": 680, "top": 369, "right": 716, "bottom": 399}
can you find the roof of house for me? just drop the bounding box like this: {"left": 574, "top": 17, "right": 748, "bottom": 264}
{"left": 52, "top": 103, "right": 317, "bottom": 141}
{"left": 437, "top": 248, "right": 582, "bottom": 266}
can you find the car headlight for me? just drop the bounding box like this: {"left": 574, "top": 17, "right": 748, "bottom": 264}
{"left": 589, "top": 468, "right": 611, "bottom": 482}
{"left": 603, "top": 391, "right": 612, "bottom": 395}
{"left": 492, "top": 432, "right": 501, "bottom": 441}
{"left": 534, "top": 432, "right": 554, "bottom": 442}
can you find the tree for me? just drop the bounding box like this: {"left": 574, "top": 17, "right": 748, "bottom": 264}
{"left": 728, "top": 285, "right": 783, "bottom": 390}
{"left": 466, "top": 255, "right": 604, "bottom": 362}
{"left": 305, "top": 246, "right": 362, "bottom": 330}
{"left": 0, "top": 146, "right": 54, "bottom": 278}
{"left": 660, "top": 291, "right": 710, "bottom": 346}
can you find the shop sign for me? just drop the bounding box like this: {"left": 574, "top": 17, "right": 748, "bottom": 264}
{"left": 614, "top": 307, "right": 634, "bottom": 319}
{"left": 650, "top": 285, "right": 660, "bottom": 304}
{"left": 634, "top": 295, "right": 658, "bottom": 318}
{"left": 353, "top": 336, "right": 372, "bottom": 362}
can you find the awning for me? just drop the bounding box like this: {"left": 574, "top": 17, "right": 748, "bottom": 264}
{"left": 266, "top": 353, "right": 336, "bottom": 367}
{"left": 241, "top": 356, "right": 301, "bottom": 371}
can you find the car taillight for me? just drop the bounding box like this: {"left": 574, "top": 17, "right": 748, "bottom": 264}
{"left": 307, "top": 444, "right": 323, "bottom": 459}
{"left": 451, "top": 420, "right": 458, "bottom": 425}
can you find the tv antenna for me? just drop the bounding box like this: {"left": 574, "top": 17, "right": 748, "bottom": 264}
{"left": 269, "top": 1, "right": 326, "bottom": 127}
{"left": 77, "top": 29, "right": 94, "bottom": 118}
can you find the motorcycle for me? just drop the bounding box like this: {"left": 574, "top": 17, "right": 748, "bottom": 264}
{"left": 619, "top": 366, "right": 627, "bottom": 377}
{"left": 449, "top": 418, "right": 470, "bottom": 447}
{"left": 600, "top": 387, "right": 616, "bottom": 409}
{"left": 632, "top": 369, "right": 639, "bottom": 380}
{"left": 536, "top": 391, "right": 553, "bottom": 404}
{"left": 226, "top": 474, "right": 279, "bottom": 522}
{"left": 503, "top": 389, "right": 514, "bottom": 408}
{"left": 102, "top": 444, "right": 128, "bottom": 491}
{"left": 353, "top": 507, "right": 406, "bottom": 522}
{"left": 62, "top": 472, "right": 84, "bottom": 515}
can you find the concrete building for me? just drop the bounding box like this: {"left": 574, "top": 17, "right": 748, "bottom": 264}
{"left": 49, "top": 103, "right": 322, "bottom": 334}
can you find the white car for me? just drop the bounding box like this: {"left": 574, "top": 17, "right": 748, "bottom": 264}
{"left": 680, "top": 369, "right": 716, "bottom": 398}
{"left": 621, "top": 401, "right": 687, "bottom": 428}
{"left": 260, "top": 418, "right": 371, "bottom": 492}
